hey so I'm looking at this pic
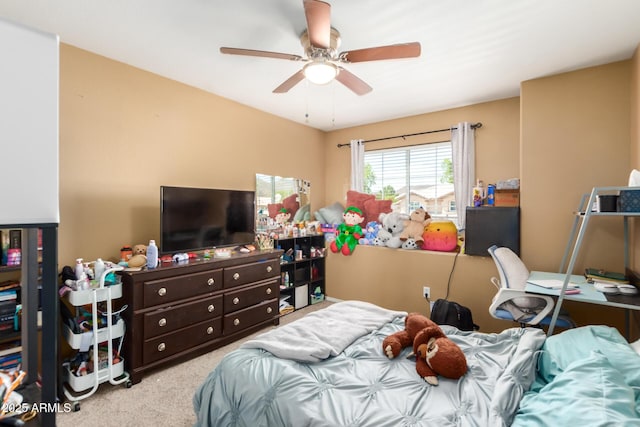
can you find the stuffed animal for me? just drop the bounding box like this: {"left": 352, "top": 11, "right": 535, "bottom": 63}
{"left": 401, "top": 238, "right": 420, "bottom": 250}
{"left": 382, "top": 313, "right": 467, "bottom": 385}
{"left": 422, "top": 221, "right": 458, "bottom": 252}
{"left": 376, "top": 212, "right": 409, "bottom": 248}
{"left": 330, "top": 206, "right": 365, "bottom": 255}
{"left": 359, "top": 221, "right": 381, "bottom": 246}
{"left": 127, "top": 244, "right": 147, "bottom": 268}
{"left": 400, "top": 207, "right": 431, "bottom": 245}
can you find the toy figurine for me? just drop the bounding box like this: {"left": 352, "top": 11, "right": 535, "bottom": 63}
{"left": 330, "top": 206, "right": 365, "bottom": 256}
{"left": 274, "top": 208, "right": 291, "bottom": 225}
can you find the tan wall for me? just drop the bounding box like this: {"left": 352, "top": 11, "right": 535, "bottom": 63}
{"left": 56, "top": 44, "right": 637, "bottom": 336}
{"left": 632, "top": 44, "right": 640, "bottom": 169}
{"left": 631, "top": 44, "right": 640, "bottom": 271}
{"left": 322, "top": 98, "right": 521, "bottom": 332}
{"left": 58, "top": 45, "right": 325, "bottom": 265}
{"left": 521, "top": 61, "right": 631, "bottom": 332}
{"left": 324, "top": 62, "right": 634, "bottom": 335}
{"left": 323, "top": 98, "right": 521, "bottom": 209}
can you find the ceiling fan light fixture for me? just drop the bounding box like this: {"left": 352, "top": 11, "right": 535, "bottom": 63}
{"left": 303, "top": 61, "right": 338, "bottom": 85}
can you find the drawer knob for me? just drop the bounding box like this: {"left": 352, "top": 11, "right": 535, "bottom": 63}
{"left": 233, "top": 318, "right": 240, "bottom": 326}
{"left": 267, "top": 307, "right": 273, "bottom": 314}
{"left": 266, "top": 288, "right": 272, "bottom": 295}
{"left": 158, "top": 343, "right": 166, "bottom": 352}
{"left": 208, "top": 304, "right": 215, "bottom": 313}
{"left": 158, "top": 318, "right": 167, "bottom": 327}
{"left": 233, "top": 272, "right": 240, "bottom": 280}
{"left": 206, "top": 326, "right": 214, "bottom": 335}
{"left": 158, "top": 287, "right": 167, "bottom": 297}
{"left": 207, "top": 278, "right": 215, "bottom": 286}
{"left": 266, "top": 266, "right": 273, "bottom": 273}
{"left": 233, "top": 297, "right": 240, "bottom": 305}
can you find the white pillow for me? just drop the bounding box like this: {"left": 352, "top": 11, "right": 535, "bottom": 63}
{"left": 317, "top": 202, "right": 345, "bottom": 225}
{"left": 630, "top": 339, "right": 640, "bottom": 356}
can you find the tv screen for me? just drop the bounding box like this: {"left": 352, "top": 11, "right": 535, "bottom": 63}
{"left": 160, "top": 186, "right": 255, "bottom": 253}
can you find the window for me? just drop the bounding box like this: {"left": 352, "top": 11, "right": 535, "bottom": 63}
{"left": 364, "top": 141, "right": 457, "bottom": 224}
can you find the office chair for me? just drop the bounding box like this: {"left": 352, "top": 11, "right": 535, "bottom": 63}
{"left": 487, "top": 245, "right": 576, "bottom": 328}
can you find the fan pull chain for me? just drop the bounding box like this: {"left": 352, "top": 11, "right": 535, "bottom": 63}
{"left": 331, "top": 82, "right": 336, "bottom": 127}
{"left": 305, "top": 80, "right": 309, "bottom": 123}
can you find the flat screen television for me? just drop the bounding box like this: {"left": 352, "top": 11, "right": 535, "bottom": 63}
{"left": 160, "top": 186, "right": 255, "bottom": 254}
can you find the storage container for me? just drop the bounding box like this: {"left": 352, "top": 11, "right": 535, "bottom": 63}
{"left": 618, "top": 190, "right": 640, "bottom": 212}
{"left": 494, "top": 189, "right": 520, "bottom": 207}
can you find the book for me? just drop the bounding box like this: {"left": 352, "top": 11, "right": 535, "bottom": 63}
{"left": 0, "top": 230, "right": 8, "bottom": 265}
{"left": 0, "top": 281, "right": 19, "bottom": 292}
{"left": 8, "top": 230, "right": 20, "bottom": 249}
{"left": 527, "top": 279, "right": 580, "bottom": 289}
{"left": 0, "top": 290, "right": 17, "bottom": 301}
{"left": 585, "top": 268, "right": 629, "bottom": 284}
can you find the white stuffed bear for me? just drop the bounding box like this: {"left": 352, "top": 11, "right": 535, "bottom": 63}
{"left": 377, "top": 212, "right": 409, "bottom": 248}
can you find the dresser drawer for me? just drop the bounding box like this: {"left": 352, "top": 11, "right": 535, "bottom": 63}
{"left": 224, "top": 278, "right": 279, "bottom": 314}
{"left": 143, "top": 269, "right": 223, "bottom": 307}
{"left": 224, "top": 259, "right": 280, "bottom": 289}
{"left": 143, "top": 317, "right": 223, "bottom": 365}
{"left": 223, "top": 299, "right": 278, "bottom": 335}
{"left": 143, "top": 294, "right": 223, "bottom": 339}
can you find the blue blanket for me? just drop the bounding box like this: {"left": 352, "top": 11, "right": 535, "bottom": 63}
{"left": 194, "top": 305, "right": 546, "bottom": 427}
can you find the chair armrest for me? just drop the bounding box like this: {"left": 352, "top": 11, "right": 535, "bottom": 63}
{"left": 489, "top": 288, "right": 555, "bottom": 325}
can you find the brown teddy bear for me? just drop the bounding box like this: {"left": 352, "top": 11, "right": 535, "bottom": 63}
{"left": 382, "top": 312, "right": 467, "bottom": 385}
{"left": 127, "top": 244, "right": 147, "bottom": 268}
{"left": 400, "top": 207, "right": 431, "bottom": 245}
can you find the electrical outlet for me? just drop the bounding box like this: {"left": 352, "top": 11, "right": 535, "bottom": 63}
{"left": 423, "top": 286, "right": 431, "bottom": 299}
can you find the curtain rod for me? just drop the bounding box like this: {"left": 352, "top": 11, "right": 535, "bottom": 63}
{"left": 336, "top": 122, "right": 482, "bottom": 148}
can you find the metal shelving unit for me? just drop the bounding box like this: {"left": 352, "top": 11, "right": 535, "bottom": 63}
{"left": 549, "top": 186, "right": 640, "bottom": 336}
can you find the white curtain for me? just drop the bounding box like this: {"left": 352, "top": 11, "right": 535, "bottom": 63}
{"left": 451, "top": 122, "right": 475, "bottom": 229}
{"left": 350, "top": 139, "right": 365, "bottom": 192}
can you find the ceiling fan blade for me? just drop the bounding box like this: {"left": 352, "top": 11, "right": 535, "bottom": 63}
{"left": 335, "top": 67, "right": 372, "bottom": 96}
{"left": 220, "top": 47, "right": 303, "bottom": 61}
{"left": 273, "top": 70, "right": 306, "bottom": 93}
{"left": 304, "top": 0, "right": 331, "bottom": 49}
{"left": 341, "top": 42, "right": 421, "bottom": 63}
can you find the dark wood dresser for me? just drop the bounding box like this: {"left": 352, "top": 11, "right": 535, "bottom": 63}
{"left": 119, "top": 250, "right": 281, "bottom": 384}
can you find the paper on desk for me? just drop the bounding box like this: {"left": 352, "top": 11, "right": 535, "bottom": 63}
{"left": 527, "top": 279, "right": 579, "bottom": 289}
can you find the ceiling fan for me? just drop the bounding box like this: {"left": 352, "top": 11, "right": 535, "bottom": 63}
{"left": 219, "top": 0, "right": 421, "bottom": 95}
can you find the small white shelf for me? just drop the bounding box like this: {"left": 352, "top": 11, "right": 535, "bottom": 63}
{"left": 62, "top": 319, "right": 125, "bottom": 350}
{"left": 66, "top": 283, "right": 122, "bottom": 306}
{"left": 63, "top": 358, "right": 125, "bottom": 392}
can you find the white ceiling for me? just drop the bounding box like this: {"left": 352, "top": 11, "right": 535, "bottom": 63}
{"left": 2, "top": 0, "right": 640, "bottom": 131}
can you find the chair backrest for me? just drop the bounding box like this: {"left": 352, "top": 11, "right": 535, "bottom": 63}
{"left": 487, "top": 245, "right": 530, "bottom": 291}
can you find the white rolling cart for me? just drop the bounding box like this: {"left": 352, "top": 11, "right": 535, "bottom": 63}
{"left": 62, "top": 263, "right": 131, "bottom": 411}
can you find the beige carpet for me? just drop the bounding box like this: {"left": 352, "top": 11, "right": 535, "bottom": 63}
{"left": 57, "top": 300, "right": 333, "bottom": 427}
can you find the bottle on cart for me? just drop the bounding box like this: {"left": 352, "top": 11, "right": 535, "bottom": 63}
{"left": 75, "top": 258, "right": 84, "bottom": 280}
{"left": 94, "top": 257, "right": 105, "bottom": 281}
{"left": 146, "top": 240, "right": 158, "bottom": 269}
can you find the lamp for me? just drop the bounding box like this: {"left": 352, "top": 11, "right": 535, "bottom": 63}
{"left": 303, "top": 60, "right": 338, "bottom": 85}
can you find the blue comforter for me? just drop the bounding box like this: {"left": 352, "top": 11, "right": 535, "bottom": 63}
{"left": 193, "top": 306, "right": 545, "bottom": 427}
{"left": 512, "top": 325, "right": 640, "bottom": 426}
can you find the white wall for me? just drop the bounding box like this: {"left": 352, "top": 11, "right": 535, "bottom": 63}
{"left": 0, "top": 18, "right": 59, "bottom": 225}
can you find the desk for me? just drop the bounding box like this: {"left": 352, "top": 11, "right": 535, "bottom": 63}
{"left": 526, "top": 271, "right": 640, "bottom": 337}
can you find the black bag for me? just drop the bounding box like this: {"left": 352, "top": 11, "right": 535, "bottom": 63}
{"left": 430, "top": 299, "right": 479, "bottom": 331}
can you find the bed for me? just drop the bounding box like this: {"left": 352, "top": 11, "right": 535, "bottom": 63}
{"left": 193, "top": 301, "right": 640, "bottom": 426}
